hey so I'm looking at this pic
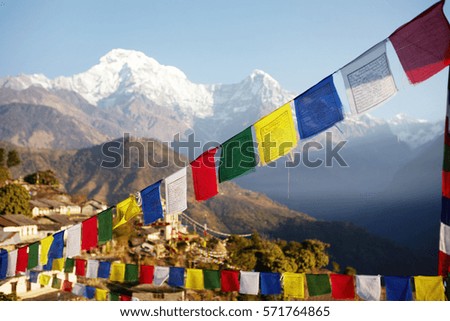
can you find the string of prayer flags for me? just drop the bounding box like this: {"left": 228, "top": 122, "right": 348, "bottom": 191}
{"left": 16, "top": 246, "right": 28, "bottom": 274}
{"left": 191, "top": 147, "right": 220, "bottom": 201}
{"left": 306, "top": 274, "right": 331, "bottom": 297}
{"left": 168, "top": 267, "right": 186, "bottom": 287}
{"left": 27, "top": 242, "right": 39, "bottom": 270}
{"left": 340, "top": 40, "right": 397, "bottom": 114}
{"left": 6, "top": 250, "right": 17, "bottom": 277}
{"left": 98, "top": 208, "right": 113, "bottom": 244}
{"left": 125, "top": 264, "right": 139, "bottom": 283}
{"left": 72, "top": 283, "right": 86, "bottom": 297}
{"left": 51, "top": 258, "right": 65, "bottom": 271}
{"left": 75, "top": 259, "right": 86, "bottom": 277}
{"left": 185, "top": 268, "right": 204, "bottom": 290}
{"left": 414, "top": 276, "right": 446, "bottom": 301}
{"left": 85, "top": 286, "right": 96, "bottom": 300}
{"left": 239, "top": 271, "right": 260, "bottom": 295}
{"left": 153, "top": 266, "right": 170, "bottom": 286}
{"left": 384, "top": 276, "right": 413, "bottom": 301}
{"left": 86, "top": 259, "right": 100, "bottom": 278}
{"left": 62, "top": 280, "right": 73, "bottom": 292}
{"left": 82, "top": 216, "right": 98, "bottom": 251}
{"left": 66, "top": 224, "right": 82, "bottom": 258}
{"left": 0, "top": 249, "right": 7, "bottom": 280}
{"left": 330, "top": 274, "right": 355, "bottom": 300}
{"left": 64, "top": 258, "right": 74, "bottom": 273}
{"left": 218, "top": 127, "right": 257, "bottom": 183}
{"left": 293, "top": 75, "right": 344, "bottom": 139}
{"left": 95, "top": 288, "right": 108, "bottom": 301}
{"left": 260, "top": 272, "right": 282, "bottom": 295}
{"left": 203, "top": 269, "right": 221, "bottom": 290}
{"left": 221, "top": 270, "right": 240, "bottom": 292}
{"left": 389, "top": 1, "right": 450, "bottom": 84}
{"left": 39, "top": 274, "right": 51, "bottom": 286}
{"left": 110, "top": 263, "right": 126, "bottom": 283}
{"left": 51, "top": 277, "right": 62, "bottom": 290}
{"left": 165, "top": 167, "right": 187, "bottom": 215}
{"left": 139, "top": 265, "right": 154, "bottom": 284}
{"left": 355, "top": 275, "right": 381, "bottom": 301}
{"left": 254, "top": 103, "right": 298, "bottom": 165}
{"left": 140, "top": 180, "right": 164, "bottom": 225}
{"left": 98, "top": 261, "right": 111, "bottom": 279}
{"left": 283, "top": 272, "right": 305, "bottom": 299}
{"left": 114, "top": 195, "right": 141, "bottom": 229}
{"left": 40, "top": 235, "right": 53, "bottom": 265}
{"left": 48, "top": 230, "right": 64, "bottom": 259}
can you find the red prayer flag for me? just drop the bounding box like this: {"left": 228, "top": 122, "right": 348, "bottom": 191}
{"left": 16, "top": 246, "right": 28, "bottom": 273}
{"left": 443, "top": 171, "right": 450, "bottom": 198}
{"left": 82, "top": 216, "right": 98, "bottom": 251}
{"left": 330, "top": 274, "right": 355, "bottom": 300}
{"left": 75, "top": 259, "right": 86, "bottom": 277}
{"left": 190, "top": 147, "right": 219, "bottom": 201}
{"left": 139, "top": 265, "right": 154, "bottom": 284}
{"left": 220, "top": 270, "right": 240, "bottom": 292}
{"left": 62, "top": 280, "right": 73, "bottom": 292}
{"left": 438, "top": 250, "right": 450, "bottom": 275}
{"left": 389, "top": 1, "right": 450, "bottom": 84}
{"left": 120, "top": 294, "right": 132, "bottom": 301}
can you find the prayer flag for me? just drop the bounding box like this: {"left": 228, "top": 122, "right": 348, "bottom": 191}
{"left": 330, "top": 274, "right": 355, "bottom": 300}
{"left": 43, "top": 258, "right": 53, "bottom": 271}
{"left": 141, "top": 180, "right": 164, "bottom": 225}
{"left": 86, "top": 259, "right": 99, "bottom": 278}
{"left": 254, "top": 103, "right": 298, "bottom": 165}
{"left": 221, "top": 270, "right": 240, "bottom": 292}
{"left": 114, "top": 195, "right": 141, "bottom": 229}
{"left": 98, "top": 261, "right": 111, "bottom": 279}
{"left": 440, "top": 223, "right": 450, "bottom": 257}
{"left": 109, "top": 292, "right": 120, "bottom": 301}
{"left": 98, "top": 208, "right": 113, "bottom": 244}
{"left": 191, "top": 147, "right": 219, "bottom": 201}
{"left": 6, "top": 249, "right": 17, "bottom": 277}
{"left": 294, "top": 75, "right": 343, "bottom": 139}
{"left": 306, "top": 274, "right": 331, "bottom": 297}
{"left": 340, "top": 40, "right": 397, "bottom": 114}
{"left": 27, "top": 242, "right": 39, "bottom": 270}
{"left": 62, "top": 280, "right": 73, "bottom": 292}
{"left": 125, "top": 264, "right": 139, "bottom": 283}
{"left": 39, "top": 274, "right": 51, "bottom": 286}
{"left": 48, "top": 230, "right": 64, "bottom": 259}
{"left": 75, "top": 259, "right": 86, "bottom": 277}
{"left": 95, "top": 288, "right": 108, "bottom": 301}
{"left": 355, "top": 275, "right": 381, "bottom": 301}
{"left": 153, "top": 266, "right": 170, "bottom": 286}
{"left": 384, "top": 276, "right": 413, "bottom": 301}
{"left": 239, "top": 271, "right": 260, "bottom": 295}
{"left": 120, "top": 294, "right": 132, "bottom": 301}
{"left": 51, "top": 277, "right": 62, "bottom": 290}
{"left": 51, "top": 258, "right": 65, "bottom": 271}
{"left": 0, "top": 249, "right": 7, "bottom": 280}
{"left": 389, "top": 1, "right": 450, "bottom": 84}
{"left": 260, "top": 272, "right": 282, "bottom": 295}
{"left": 66, "top": 224, "right": 81, "bottom": 258}
{"left": 139, "top": 265, "right": 154, "bottom": 284}
{"left": 414, "top": 276, "right": 446, "bottom": 301}
{"left": 72, "top": 283, "right": 86, "bottom": 297}
{"left": 85, "top": 286, "right": 96, "bottom": 299}
{"left": 165, "top": 167, "right": 187, "bottom": 215}
{"left": 16, "top": 246, "right": 28, "bottom": 273}
{"left": 168, "top": 267, "right": 185, "bottom": 287}
{"left": 185, "top": 268, "right": 204, "bottom": 290}
{"left": 29, "top": 271, "right": 39, "bottom": 283}
{"left": 82, "top": 216, "right": 98, "bottom": 251}
{"left": 64, "top": 257, "right": 75, "bottom": 273}
{"left": 283, "top": 272, "right": 305, "bottom": 299}
{"left": 203, "top": 269, "right": 221, "bottom": 290}
{"left": 219, "top": 127, "right": 257, "bottom": 183}
{"left": 40, "top": 235, "right": 53, "bottom": 265}
{"left": 110, "top": 262, "right": 126, "bottom": 282}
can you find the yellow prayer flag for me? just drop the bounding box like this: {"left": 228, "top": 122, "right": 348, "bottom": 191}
{"left": 283, "top": 272, "right": 305, "bottom": 299}
{"left": 40, "top": 235, "right": 54, "bottom": 265}
{"left": 414, "top": 276, "right": 446, "bottom": 301}
{"left": 254, "top": 102, "right": 298, "bottom": 165}
{"left": 39, "top": 274, "right": 51, "bottom": 286}
{"left": 185, "top": 268, "right": 204, "bottom": 290}
{"left": 113, "top": 196, "right": 141, "bottom": 229}
{"left": 110, "top": 262, "right": 125, "bottom": 282}
{"left": 95, "top": 288, "right": 109, "bottom": 301}
{"left": 52, "top": 258, "right": 65, "bottom": 271}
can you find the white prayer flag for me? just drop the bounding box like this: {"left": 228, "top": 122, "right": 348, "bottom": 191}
{"left": 165, "top": 167, "right": 188, "bottom": 215}
{"left": 86, "top": 259, "right": 99, "bottom": 279}
{"left": 66, "top": 224, "right": 82, "bottom": 258}
{"left": 6, "top": 250, "right": 17, "bottom": 277}
{"left": 239, "top": 271, "right": 260, "bottom": 295}
{"left": 340, "top": 40, "right": 397, "bottom": 114}
{"left": 355, "top": 275, "right": 381, "bottom": 301}
{"left": 72, "top": 283, "right": 86, "bottom": 296}
{"left": 153, "top": 266, "right": 170, "bottom": 286}
{"left": 439, "top": 223, "right": 450, "bottom": 254}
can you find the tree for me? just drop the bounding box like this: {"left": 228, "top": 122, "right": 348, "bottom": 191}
{"left": 6, "top": 150, "right": 20, "bottom": 168}
{"left": 0, "top": 167, "right": 10, "bottom": 186}
{"left": 0, "top": 184, "right": 31, "bottom": 216}
{"left": 0, "top": 148, "right": 4, "bottom": 166}
{"left": 24, "top": 170, "right": 59, "bottom": 185}
{"left": 281, "top": 239, "right": 330, "bottom": 272}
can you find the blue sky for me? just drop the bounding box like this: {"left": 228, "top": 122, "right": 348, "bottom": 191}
{"left": 0, "top": 0, "right": 448, "bottom": 121}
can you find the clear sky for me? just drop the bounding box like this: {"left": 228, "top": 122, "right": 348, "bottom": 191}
{"left": 0, "top": 0, "right": 448, "bottom": 121}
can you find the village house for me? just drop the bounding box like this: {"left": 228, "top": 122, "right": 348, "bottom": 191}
{"left": 81, "top": 199, "right": 108, "bottom": 215}
{"left": 0, "top": 215, "right": 43, "bottom": 244}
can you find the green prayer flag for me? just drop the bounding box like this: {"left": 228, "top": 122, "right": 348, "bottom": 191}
{"left": 203, "top": 269, "right": 221, "bottom": 290}
{"left": 306, "top": 274, "right": 331, "bottom": 297}
{"left": 51, "top": 277, "right": 62, "bottom": 289}
{"left": 98, "top": 208, "right": 113, "bottom": 244}
{"left": 219, "top": 127, "right": 257, "bottom": 183}
{"left": 27, "top": 243, "right": 39, "bottom": 270}
{"left": 64, "top": 257, "right": 75, "bottom": 273}
{"left": 125, "top": 264, "right": 139, "bottom": 283}
{"left": 109, "top": 292, "right": 120, "bottom": 301}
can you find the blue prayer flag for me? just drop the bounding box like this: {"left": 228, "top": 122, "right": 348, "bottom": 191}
{"left": 442, "top": 197, "right": 450, "bottom": 226}
{"left": 85, "top": 286, "right": 96, "bottom": 299}
{"left": 0, "top": 249, "right": 7, "bottom": 280}
{"left": 294, "top": 75, "right": 343, "bottom": 139}
{"left": 98, "top": 261, "right": 111, "bottom": 279}
{"left": 141, "top": 180, "right": 164, "bottom": 225}
{"left": 260, "top": 272, "right": 282, "bottom": 295}
{"left": 43, "top": 258, "right": 53, "bottom": 271}
{"left": 168, "top": 267, "right": 185, "bottom": 287}
{"left": 384, "top": 276, "right": 413, "bottom": 301}
{"left": 29, "top": 271, "right": 40, "bottom": 283}
{"left": 48, "top": 231, "right": 65, "bottom": 259}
